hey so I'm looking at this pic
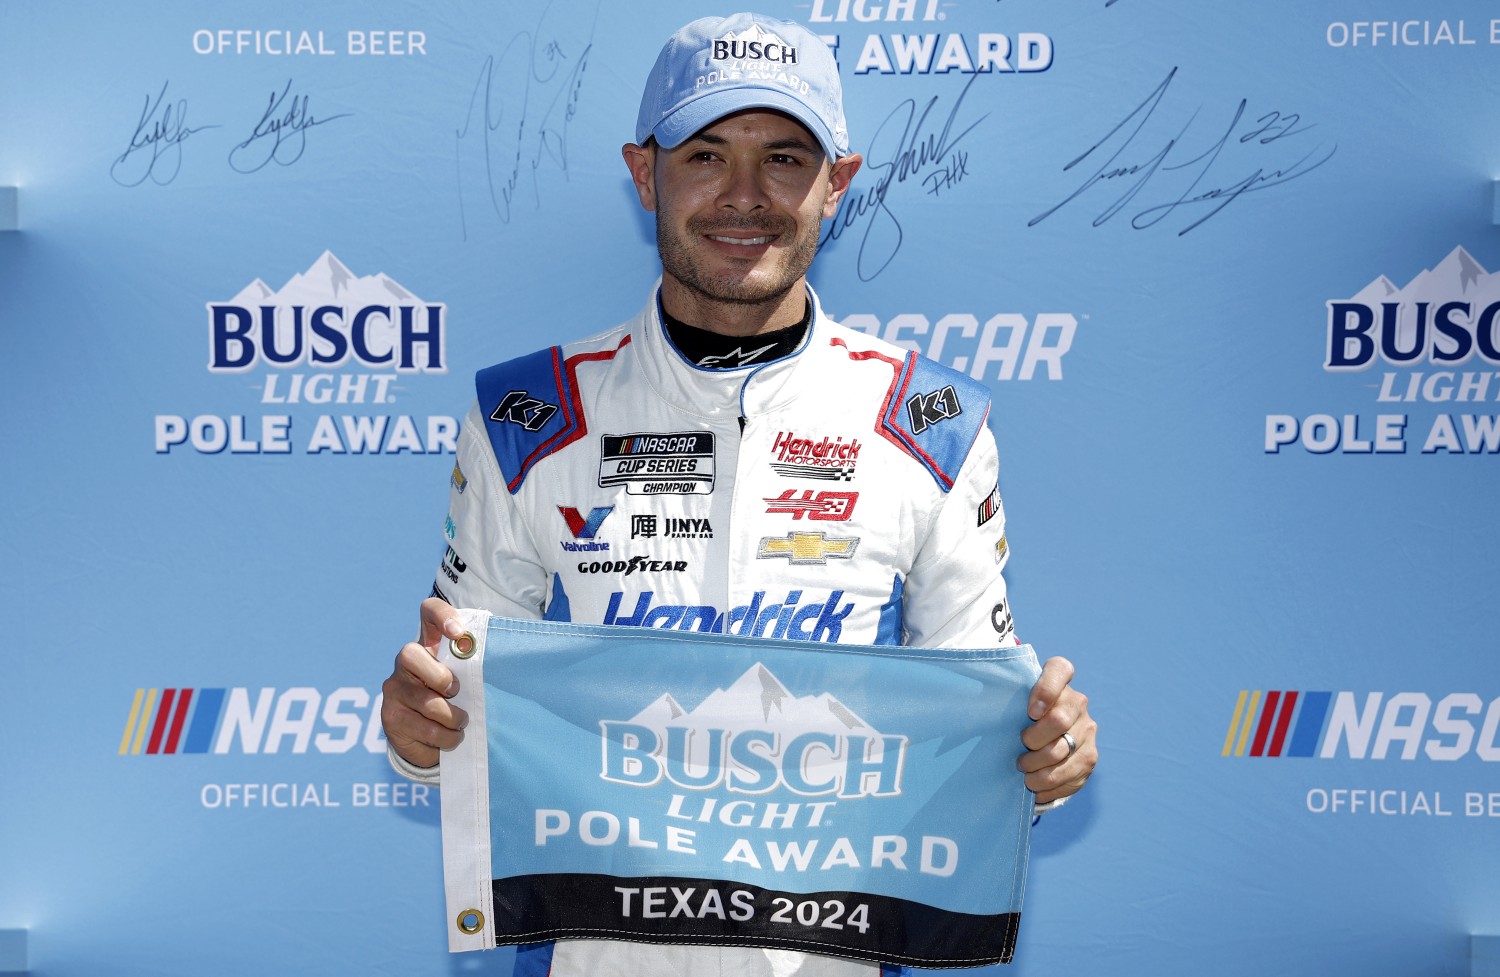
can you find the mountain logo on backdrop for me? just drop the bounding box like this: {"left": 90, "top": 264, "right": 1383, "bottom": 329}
{"left": 1265, "top": 246, "right": 1500, "bottom": 456}
{"left": 1324, "top": 246, "right": 1499, "bottom": 373}
{"left": 154, "top": 252, "right": 457, "bottom": 456}
{"left": 206, "top": 251, "right": 446, "bottom": 374}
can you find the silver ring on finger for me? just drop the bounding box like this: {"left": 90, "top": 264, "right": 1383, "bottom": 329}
{"left": 1061, "top": 731, "right": 1079, "bottom": 759}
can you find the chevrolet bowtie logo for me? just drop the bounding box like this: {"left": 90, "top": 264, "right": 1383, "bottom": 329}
{"left": 756, "top": 531, "right": 860, "bottom": 565}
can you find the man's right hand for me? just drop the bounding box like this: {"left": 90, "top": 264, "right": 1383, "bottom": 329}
{"left": 380, "top": 597, "right": 470, "bottom": 769}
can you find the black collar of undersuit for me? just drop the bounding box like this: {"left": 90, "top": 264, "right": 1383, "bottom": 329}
{"left": 659, "top": 295, "right": 811, "bottom": 370}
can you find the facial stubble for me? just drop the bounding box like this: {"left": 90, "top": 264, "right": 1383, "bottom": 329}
{"left": 655, "top": 209, "right": 822, "bottom": 309}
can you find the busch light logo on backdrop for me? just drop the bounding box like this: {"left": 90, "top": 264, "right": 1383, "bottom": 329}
{"left": 1266, "top": 246, "right": 1500, "bottom": 455}
{"left": 1221, "top": 687, "right": 1500, "bottom": 821}
{"left": 804, "top": 0, "right": 1054, "bottom": 75}
{"left": 207, "top": 251, "right": 444, "bottom": 374}
{"left": 154, "top": 251, "right": 458, "bottom": 456}
{"left": 118, "top": 684, "right": 432, "bottom": 811}
{"left": 599, "top": 663, "right": 908, "bottom": 800}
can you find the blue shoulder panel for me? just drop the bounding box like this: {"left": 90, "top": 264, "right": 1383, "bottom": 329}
{"left": 882, "top": 353, "right": 992, "bottom": 492}
{"left": 475, "top": 346, "right": 574, "bottom": 493}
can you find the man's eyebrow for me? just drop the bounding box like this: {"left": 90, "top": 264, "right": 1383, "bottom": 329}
{"left": 683, "top": 131, "right": 823, "bottom": 156}
{"left": 765, "top": 136, "right": 822, "bottom": 155}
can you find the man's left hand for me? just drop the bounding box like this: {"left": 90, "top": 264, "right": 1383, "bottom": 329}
{"left": 1018, "top": 656, "right": 1097, "bottom": 805}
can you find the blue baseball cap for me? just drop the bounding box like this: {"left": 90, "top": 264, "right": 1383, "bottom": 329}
{"left": 635, "top": 12, "right": 850, "bottom": 161}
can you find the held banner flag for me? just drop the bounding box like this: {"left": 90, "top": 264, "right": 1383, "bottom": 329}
{"left": 438, "top": 611, "right": 1041, "bottom": 968}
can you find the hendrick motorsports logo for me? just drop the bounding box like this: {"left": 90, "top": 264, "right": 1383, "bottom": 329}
{"left": 1267, "top": 246, "right": 1500, "bottom": 455}
{"left": 770, "top": 430, "right": 860, "bottom": 480}
{"left": 155, "top": 251, "right": 457, "bottom": 456}
{"left": 602, "top": 589, "right": 856, "bottom": 641}
{"left": 600, "top": 663, "right": 908, "bottom": 799}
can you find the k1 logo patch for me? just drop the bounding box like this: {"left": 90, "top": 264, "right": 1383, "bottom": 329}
{"left": 490, "top": 390, "right": 558, "bottom": 432}
{"left": 906, "top": 385, "right": 962, "bottom": 435}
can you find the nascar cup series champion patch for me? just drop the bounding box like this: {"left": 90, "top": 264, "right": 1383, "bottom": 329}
{"left": 438, "top": 612, "right": 1041, "bottom": 968}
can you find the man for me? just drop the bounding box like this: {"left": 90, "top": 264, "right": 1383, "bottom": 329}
{"left": 382, "top": 10, "right": 1097, "bottom": 974}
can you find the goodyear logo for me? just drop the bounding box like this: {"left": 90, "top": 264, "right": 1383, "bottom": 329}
{"left": 1222, "top": 689, "right": 1500, "bottom": 761}
{"left": 119, "top": 686, "right": 386, "bottom": 755}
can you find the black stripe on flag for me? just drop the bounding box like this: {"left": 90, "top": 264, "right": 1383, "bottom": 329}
{"left": 487, "top": 873, "right": 1020, "bottom": 968}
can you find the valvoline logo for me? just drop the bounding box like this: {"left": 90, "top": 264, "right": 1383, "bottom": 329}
{"left": 559, "top": 505, "right": 613, "bottom": 553}
{"left": 559, "top": 505, "right": 613, "bottom": 539}
{"left": 1222, "top": 689, "right": 1500, "bottom": 761}
{"left": 119, "top": 686, "right": 386, "bottom": 755}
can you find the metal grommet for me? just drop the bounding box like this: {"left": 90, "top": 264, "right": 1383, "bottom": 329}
{"left": 451, "top": 631, "right": 476, "bottom": 659}
{"left": 456, "top": 908, "right": 485, "bottom": 935}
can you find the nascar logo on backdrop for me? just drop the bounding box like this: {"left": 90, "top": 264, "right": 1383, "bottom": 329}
{"left": 117, "top": 684, "right": 430, "bottom": 811}
{"left": 1222, "top": 687, "right": 1500, "bottom": 820}
{"left": 841, "top": 311, "right": 1081, "bottom": 381}
{"left": 154, "top": 251, "right": 457, "bottom": 456}
{"left": 1266, "top": 246, "right": 1500, "bottom": 455}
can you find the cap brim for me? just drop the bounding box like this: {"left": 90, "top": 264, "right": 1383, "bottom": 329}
{"left": 651, "top": 87, "right": 843, "bottom": 161}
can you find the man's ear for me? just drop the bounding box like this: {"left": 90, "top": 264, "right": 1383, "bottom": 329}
{"left": 822, "top": 153, "right": 863, "bottom": 219}
{"left": 621, "top": 142, "right": 658, "bottom": 212}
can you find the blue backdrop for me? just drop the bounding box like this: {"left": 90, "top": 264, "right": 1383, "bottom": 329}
{"left": 2, "top": 1, "right": 1497, "bottom": 975}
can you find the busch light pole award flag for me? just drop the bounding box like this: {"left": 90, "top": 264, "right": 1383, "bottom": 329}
{"left": 437, "top": 611, "right": 1042, "bottom": 968}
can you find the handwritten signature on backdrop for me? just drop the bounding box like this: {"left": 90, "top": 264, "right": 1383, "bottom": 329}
{"left": 823, "top": 71, "right": 987, "bottom": 282}
{"left": 1029, "top": 67, "right": 1336, "bottom": 235}
{"left": 454, "top": 6, "right": 597, "bottom": 239}
{"left": 108, "top": 82, "right": 219, "bottom": 187}
{"left": 110, "top": 79, "right": 349, "bottom": 187}
{"left": 230, "top": 79, "right": 351, "bottom": 174}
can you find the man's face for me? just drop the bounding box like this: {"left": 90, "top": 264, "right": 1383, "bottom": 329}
{"left": 624, "top": 110, "right": 861, "bottom": 318}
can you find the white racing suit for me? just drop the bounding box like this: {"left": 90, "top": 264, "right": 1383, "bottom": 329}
{"left": 401, "top": 283, "right": 1020, "bottom": 977}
